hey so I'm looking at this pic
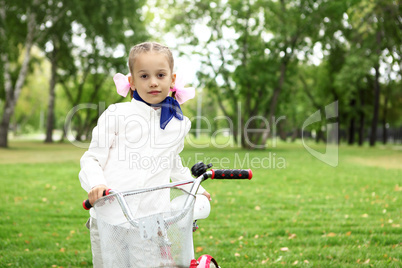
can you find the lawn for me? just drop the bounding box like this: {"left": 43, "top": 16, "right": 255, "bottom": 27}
{"left": 0, "top": 140, "right": 401, "bottom": 267}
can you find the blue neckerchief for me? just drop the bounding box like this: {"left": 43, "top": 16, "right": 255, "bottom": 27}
{"left": 132, "top": 90, "right": 183, "bottom": 130}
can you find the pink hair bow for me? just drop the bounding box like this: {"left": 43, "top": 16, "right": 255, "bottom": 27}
{"left": 170, "top": 74, "right": 195, "bottom": 104}
{"left": 113, "top": 73, "right": 131, "bottom": 97}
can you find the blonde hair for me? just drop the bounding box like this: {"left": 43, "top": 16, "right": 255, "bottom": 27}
{"left": 128, "top": 42, "right": 174, "bottom": 75}
{"left": 128, "top": 42, "right": 175, "bottom": 99}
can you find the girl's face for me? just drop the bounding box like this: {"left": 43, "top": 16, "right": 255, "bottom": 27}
{"left": 129, "top": 52, "right": 175, "bottom": 104}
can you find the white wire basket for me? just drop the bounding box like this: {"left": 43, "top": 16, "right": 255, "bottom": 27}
{"left": 94, "top": 186, "right": 195, "bottom": 268}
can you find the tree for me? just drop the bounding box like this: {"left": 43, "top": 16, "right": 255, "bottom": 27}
{"left": 345, "top": 0, "right": 401, "bottom": 146}
{"left": 43, "top": 0, "right": 148, "bottom": 143}
{"left": 0, "top": 0, "right": 46, "bottom": 147}
{"left": 168, "top": 0, "right": 332, "bottom": 149}
{"left": 0, "top": 0, "right": 148, "bottom": 147}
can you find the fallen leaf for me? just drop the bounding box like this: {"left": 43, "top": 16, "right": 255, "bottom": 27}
{"left": 323, "top": 232, "right": 336, "bottom": 237}
{"left": 288, "top": 233, "right": 297, "bottom": 240}
{"left": 59, "top": 248, "right": 65, "bottom": 253}
{"left": 292, "top": 260, "right": 298, "bottom": 265}
{"left": 234, "top": 253, "right": 240, "bottom": 257}
{"left": 345, "top": 231, "right": 352, "bottom": 236}
{"left": 255, "top": 206, "right": 261, "bottom": 211}
{"left": 363, "top": 259, "right": 370, "bottom": 264}
{"left": 261, "top": 258, "right": 269, "bottom": 264}
{"left": 195, "top": 247, "right": 203, "bottom": 253}
{"left": 238, "top": 236, "right": 243, "bottom": 240}
{"left": 392, "top": 224, "right": 400, "bottom": 228}
{"left": 280, "top": 247, "right": 289, "bottom": 252}
{"left": 304, "top": 260, "right": 309, "bottom": 264}
{"left": 254, "top": 234, "right": 259, "bottom": 239}
{"left": 361, "top": 214, "right": 369, "bottom": 218}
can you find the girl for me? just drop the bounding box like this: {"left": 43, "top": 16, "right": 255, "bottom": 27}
{"left": 79, "top": 42, "right": 210, "bottom": 267}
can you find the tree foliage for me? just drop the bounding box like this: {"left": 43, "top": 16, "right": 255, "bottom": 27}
{"left": 167, "top": 0, "right": 401, "bottom": 148}
{"left": 0, "top": 0, "right": 148, "bottom": 146}
{"left": 1, "top": 0, "right": 401, "bottom": 148}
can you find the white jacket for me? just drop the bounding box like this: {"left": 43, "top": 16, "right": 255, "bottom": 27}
{"left": 79, "top": 98, "right": 205, "bottom": 219}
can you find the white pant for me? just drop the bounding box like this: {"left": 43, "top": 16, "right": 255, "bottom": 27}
{"left": 86, "top": 218, "right": 104, "bottom": 268}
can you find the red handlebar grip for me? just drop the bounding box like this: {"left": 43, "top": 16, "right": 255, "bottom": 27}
{"left": 83, "top": 199, "right": 92, "bottom": 210}
{"left": 82, "top": 189, "right": 111, "bottom": 210}
{"left": 211, "top": 169, "right": 252, "bottom": 180}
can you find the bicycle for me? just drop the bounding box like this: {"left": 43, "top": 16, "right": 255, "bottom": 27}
{"left": 82, "top": 163, "right": 252, "bottom": 268}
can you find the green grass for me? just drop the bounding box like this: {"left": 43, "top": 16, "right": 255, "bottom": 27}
{"left": 0, "top": 141, "right": 401, "bottom": 267}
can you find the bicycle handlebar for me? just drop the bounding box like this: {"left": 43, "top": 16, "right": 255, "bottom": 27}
{"left": 82, "top": 189, "right": 111, "bottom": 210}
{"left": 211, "top": 169, "right": 252, "bottom": 180}
{"left": 82, "top": 169, "right": 253, "bottom": 210}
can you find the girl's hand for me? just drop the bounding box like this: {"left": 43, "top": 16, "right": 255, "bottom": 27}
{"left": 202, "top": 191, "right": 212, "bottom": 201}
{"left": 88, "top": 184, "right": 108, "bottom": 205}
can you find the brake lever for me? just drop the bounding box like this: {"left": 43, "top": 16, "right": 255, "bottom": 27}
{"left": 191, "top": 162, "right": 213, "bottom": 177}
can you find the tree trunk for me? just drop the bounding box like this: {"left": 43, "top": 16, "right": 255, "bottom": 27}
{"left": 358, "top": 113, "right": 365, "bottom": 146}
{"left": 348, "top": 117, "right": 356, "bottom": 145}
{"left": 278, "top": 120, "right": 287, "bottom": 141}
{"left": 259, "top": 60, "right": 288, "bottom": 147}
{"left": 45, "top": 43, "right": 58, "bottom": 143}
{"left": 0, "top": 51, "right": 33, "bottom": 148}
{"left": 369, "top": 31, "right": 382, "bottom": 147}
{"left": 348, "top": 99, "right": 356, "bottom": 145}
{"left": 357, "top": 87, "right": 365, "bottom": 146}
{"left": 291, "top": 128, "right": 299, "bottom": 142}
{"left": 0, "top": 103, "right": 13, "bottom": 147}
{"left": 369, "top": 64, "right": 381, "bottom": 147}
{"left": 382, "top": 119, "right": 388, "bottom": 145}
{"left": 382, "top": 86, "right": 389, "bottom": 145}
{"left": 0, "top": 3, "right": 37, "bottom": 148}
{"left": 316, "top": 129, "right": 322, "bottom": 143}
